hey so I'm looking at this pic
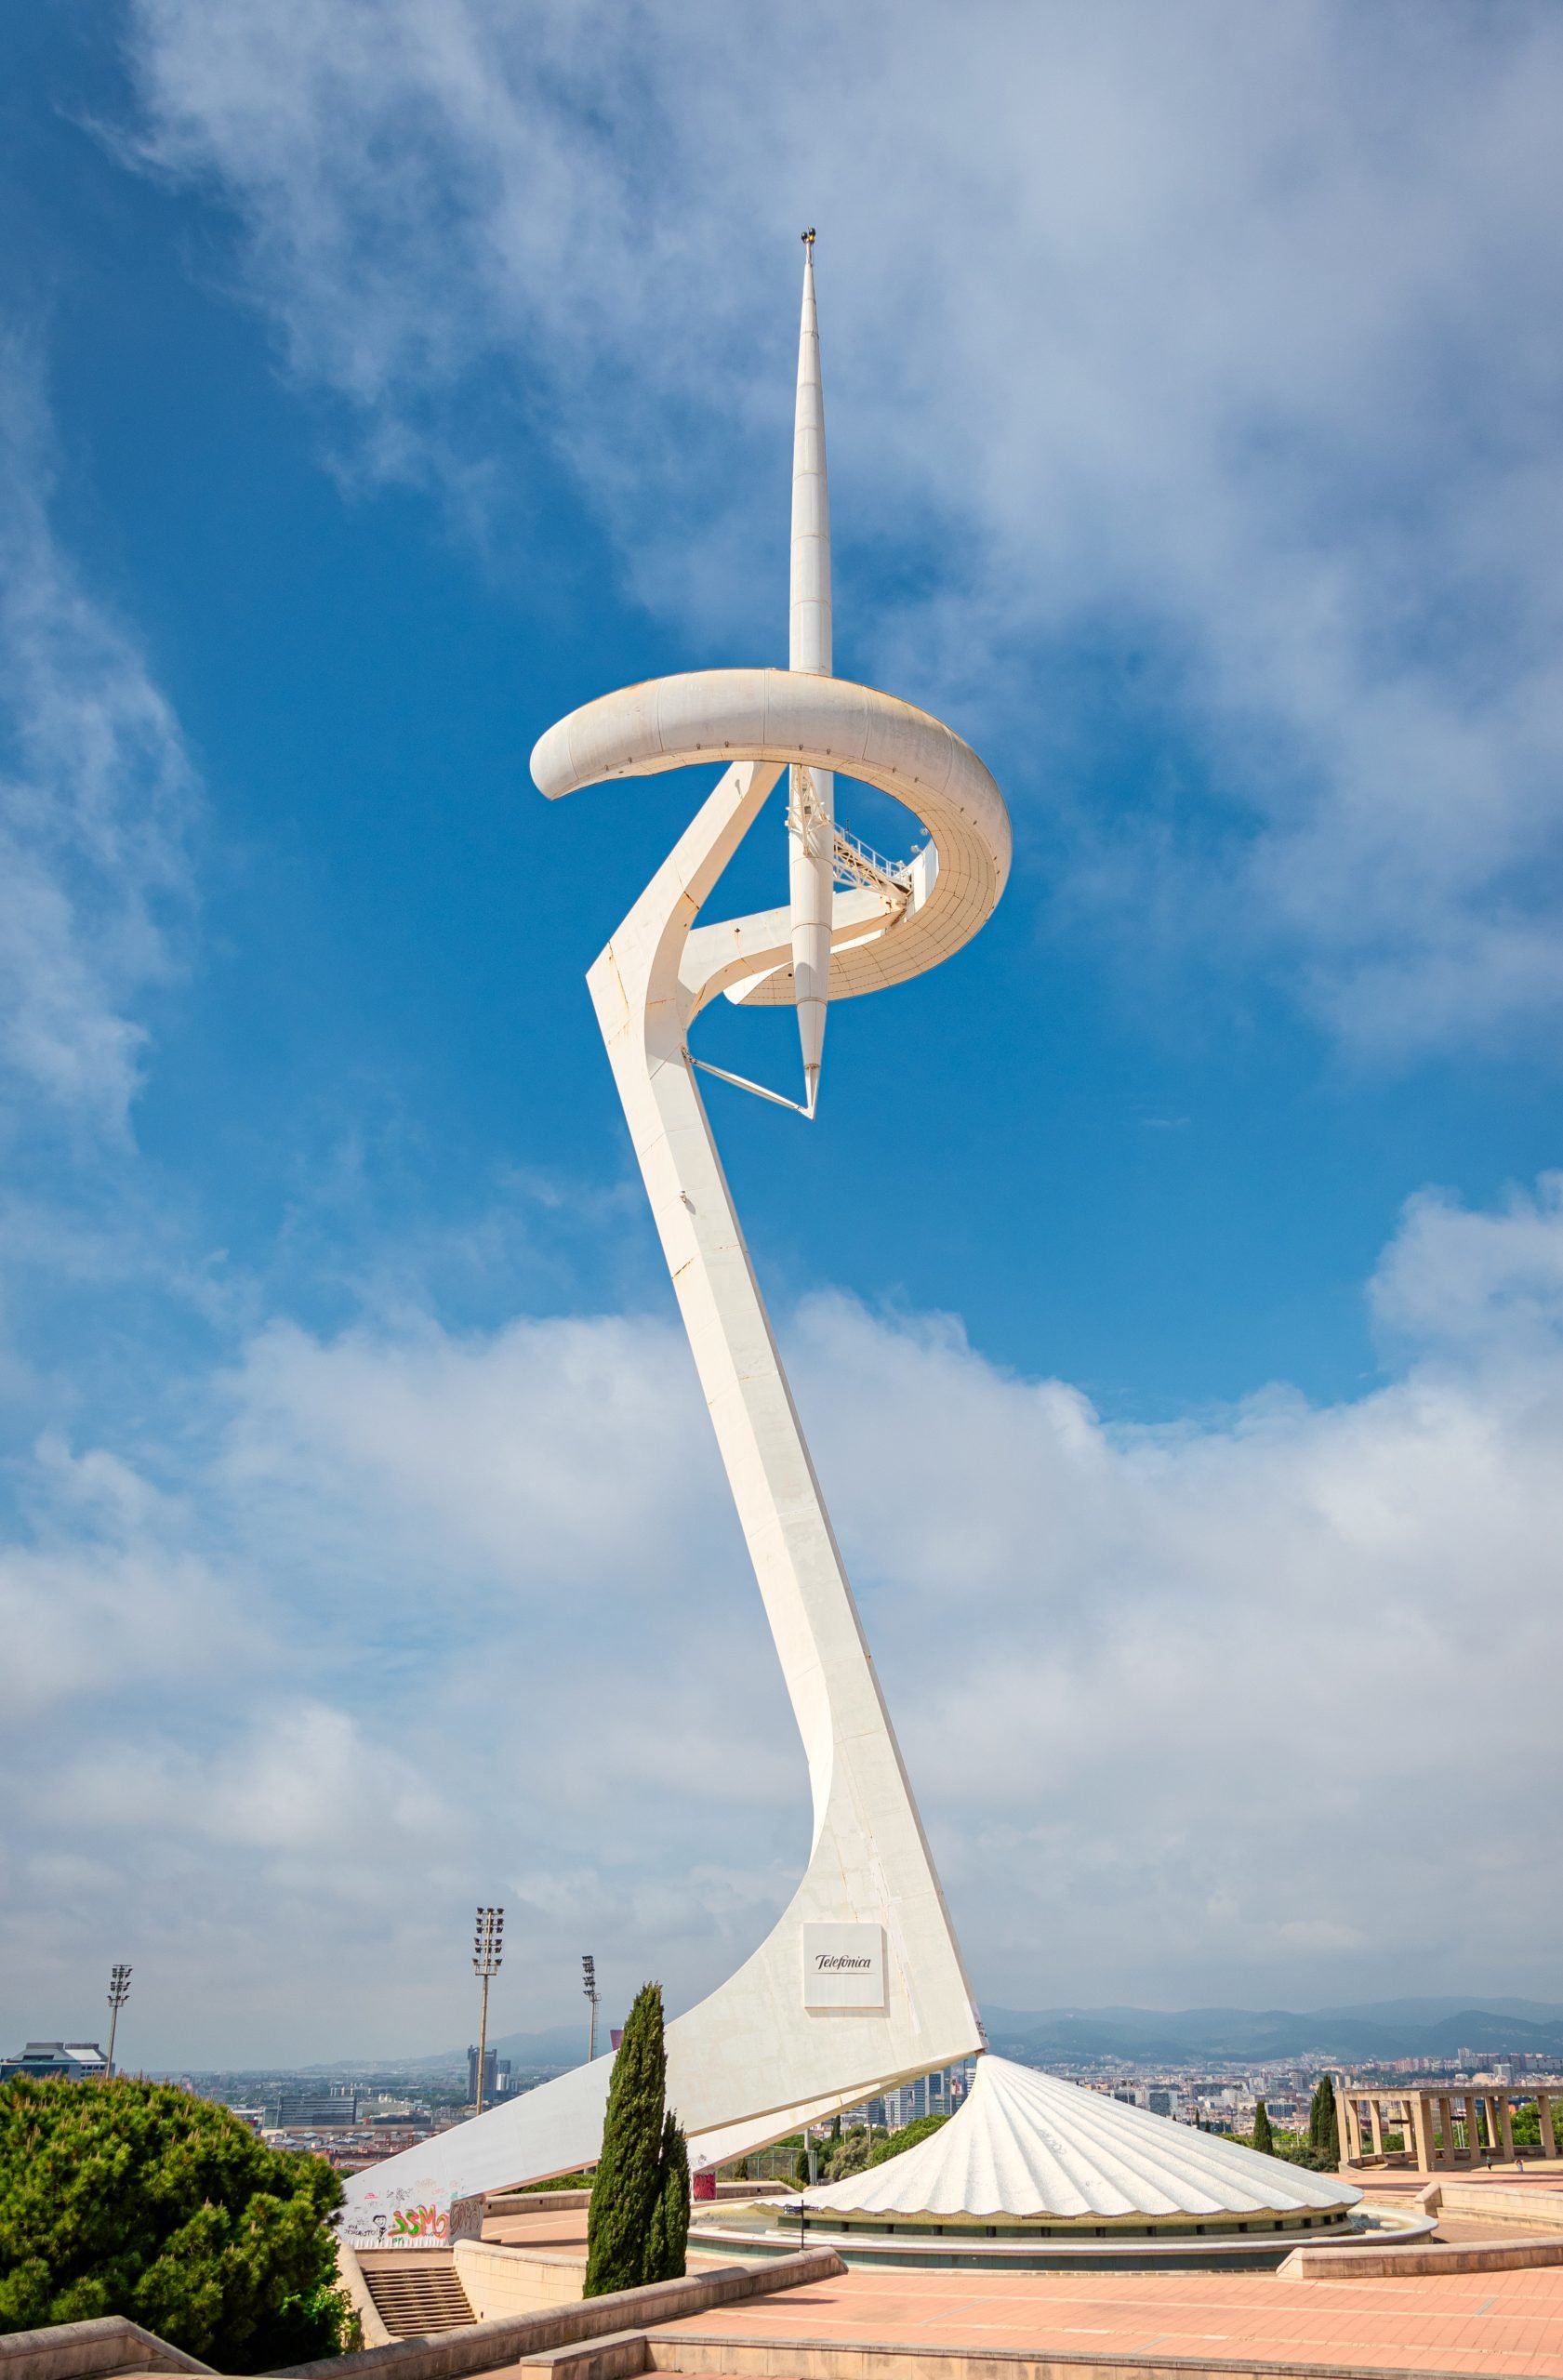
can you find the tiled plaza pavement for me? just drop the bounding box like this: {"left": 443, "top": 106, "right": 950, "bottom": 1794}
{"left": 483, "top": 2206, "right": 592, "bottom": 2248}
{"left": 668, "top": 2261, "right": 1563, "bottom": 2376}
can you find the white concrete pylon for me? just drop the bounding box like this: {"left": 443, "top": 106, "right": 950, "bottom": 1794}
{"left": 338, "top": 248, "right": 1010, "bottom": 2248}
{"left": 788, "top": 232, "right": 833, "bottom": 1117}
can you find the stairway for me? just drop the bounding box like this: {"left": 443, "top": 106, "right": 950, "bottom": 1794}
{"left": 358, "top": 2251, "right": 475, "bottom": 2337}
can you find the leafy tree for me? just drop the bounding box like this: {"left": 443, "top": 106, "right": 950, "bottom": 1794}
{"left": 0, "top": 2076, "right": 352, "bottom": 2372}
{"left": 867, "top": 2112, "right": 949, "bottom": 2168}
{"left": 825, "top": 2126, "right": 872, "bottom": 2182}
{"left": 1250, "top": 2099, "right": 1274, "bottom": 2156}
{"left": 583, "top": 1984, "right": 688, "bottom": 2297}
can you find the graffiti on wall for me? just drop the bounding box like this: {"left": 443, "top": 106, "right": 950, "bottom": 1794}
{"left": 340, "top": 2182, "right": 451, "bottom": 2248}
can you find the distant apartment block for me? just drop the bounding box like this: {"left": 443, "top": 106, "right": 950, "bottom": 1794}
{"left": 274, "top": 2088, "right": 360, "bottom": 2127}
{"left": 468, "top": 2045, "right": 513, "bottom": 2104}
{"left": 0, "top": 2041, "right": 108, "bottom": 2082}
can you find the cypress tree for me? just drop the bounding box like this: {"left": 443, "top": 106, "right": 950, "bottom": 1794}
{"left": 1251, "top": 2098, "right": 1274, "bottom": 2156}
{"left": 1307, "top": 2076, "right": 1327, "bottom": 2153}
{"left": 644, "top": 2110, "right": 690, "bottom": 2283}
{"left": 584, "top": 1983, "right": 668, "bottom": 2298}
{"left": 1308, "top": 2074, "right": 1339, "bottom": 2164}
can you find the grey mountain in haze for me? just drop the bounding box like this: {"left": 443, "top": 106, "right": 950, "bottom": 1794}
{"left": 982, "top": 1998, "right": 1563, "bottom": 2063}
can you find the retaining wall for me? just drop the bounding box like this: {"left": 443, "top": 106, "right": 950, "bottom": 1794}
{"left": 273, "top": 2250, "right": 844, "bottom": 2380}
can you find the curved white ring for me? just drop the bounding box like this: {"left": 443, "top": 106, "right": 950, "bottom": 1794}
{"left": 530, "top": 668, "right": 1011, "bottom": 1006}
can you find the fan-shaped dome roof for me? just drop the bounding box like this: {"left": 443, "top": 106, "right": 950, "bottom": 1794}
{"left": 803, "top": 2056, "right": 1359, "bottom": 2223}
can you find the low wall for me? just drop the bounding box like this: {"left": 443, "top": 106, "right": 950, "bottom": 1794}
{"left": 1279, "top": 2232, "right": 1563, "bottom": 2279}
{"left": 273, "top": 2250, "right": 844, "bottom": 2380}
{"left": 642, "top": 2337, "right": 1500, "bottom": 2380}
{"left": 487, "top": 2186, "right": 787, "bottom": 2218}
{"left": 1435, "top": 2180, "right": 1563, "bottom": 2230}
{"left": 0, "top": 2319, "right": 213, "bottom": 2380}
{"left": 453, "top": 2239, "right": 590, "bottom": 2320}
{"left": 336, "top": 2244, "right": 392, "bottom": 2349}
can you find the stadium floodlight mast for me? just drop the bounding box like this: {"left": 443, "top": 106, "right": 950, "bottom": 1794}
{"left": 472, "top": 1907, "right": 504, "bottom": 2116}
{"left": 105, "top": 1964, "right": 131, "bottom": 2079}
{"left": 581, "top": 1954, "right": 600, "bottom": 2062}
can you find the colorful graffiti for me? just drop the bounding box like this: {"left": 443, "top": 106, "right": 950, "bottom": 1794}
{"left": 388, "top": 2203, "right": 447, "bottom": 2241}
{"left": 341, "top": 2185, "right": 451, "bottom": 2248}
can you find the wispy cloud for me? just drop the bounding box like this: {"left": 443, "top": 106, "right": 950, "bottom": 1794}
{"left": 122, "top": 0, "right": 1563, "bottom": 1055}
{"left": 5, "top": 1174, "right": 1562, "bottom": 2055}
{"left": 0, "top": 340, "right": 197, "bottom": 1134}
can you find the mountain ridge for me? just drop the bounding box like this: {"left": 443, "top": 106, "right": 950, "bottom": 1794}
{"left": 982, "top": 1999, "right": 1563, "bottom": 2063}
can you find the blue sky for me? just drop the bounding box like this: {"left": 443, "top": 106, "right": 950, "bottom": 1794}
{"left": 4, "top": 2, "right": 1563, "bottom": 2066}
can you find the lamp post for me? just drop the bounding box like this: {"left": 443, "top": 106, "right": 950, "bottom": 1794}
{"left": 105, "top": 1964, "right": 131, "bottom": 2079}
{"left": 472, "top": 1908, "right": 503, "bottom": 2116}
{"left": 582, "top": 1954, "right": 600, "bottom": 2062}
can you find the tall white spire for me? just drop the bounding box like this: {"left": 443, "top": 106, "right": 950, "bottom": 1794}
{"left": 790, "top": 232, "right": 832, "bottom": 675}
{"left": 788, "top": 231, "right": 833, "bottom": 1117}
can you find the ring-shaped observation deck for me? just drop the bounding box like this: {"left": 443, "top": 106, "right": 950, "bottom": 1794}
{"left": 531, "top": 666, "right": 1010, "bottom": 1016}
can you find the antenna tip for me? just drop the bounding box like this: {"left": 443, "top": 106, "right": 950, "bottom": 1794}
{"left": 801, "top": 228, "right": 815, "bottom": 245}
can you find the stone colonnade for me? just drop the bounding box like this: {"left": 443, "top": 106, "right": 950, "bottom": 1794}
{"left": 1335, "top": 2081, "right": 1558, "bottom": 2175}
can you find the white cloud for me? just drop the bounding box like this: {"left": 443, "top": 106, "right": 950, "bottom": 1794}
{"left": 3, "top": 1173, "right": 1562, "bottom": 2056}
{"left": 122, "top": 0, "right": 1563, "bottom": 1052}
{"left": 0, "top": 344, "right": 197, "bottom": 1134}
{"left": 1369, "top": 1171, "right": 1563, "bottom": 1355}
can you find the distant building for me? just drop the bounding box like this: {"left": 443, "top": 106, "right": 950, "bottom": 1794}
{"left": 882, "top": 2078, "right": 927, "bottom": 2127}
{"left": 468, "top": 2045, "right": 513, "bottom": 2104}
{"left": 880, "top": 2063, "right": 973, "bottom": 2130}
{"left": 275, "top": 2089, "right": 359, "bottom": 2127}
{"left": 0, "top": 2041, "right": 108, "bottom": 2082}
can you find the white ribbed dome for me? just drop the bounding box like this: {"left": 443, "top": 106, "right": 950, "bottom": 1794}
{"left": 802, "top": 2056, "right": 1360, "bottom": 2223}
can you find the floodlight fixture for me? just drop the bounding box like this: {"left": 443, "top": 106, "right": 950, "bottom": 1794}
{"left": 106, "top": 1964, "right": 132, "bottom": 2079}
{"left": 472, "top": 1907, "right": 504, "bottom": 2115}
{"left": 582, "top": 1953, "right": 600, "bottom": 2062}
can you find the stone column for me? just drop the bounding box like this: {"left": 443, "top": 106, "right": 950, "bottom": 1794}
{"left": 1342, "top": 2094, "right": 1362, "bottom": 2164}
{"left": 1465, "top": 2094, "right": 1484, "bottom": 2160}
{"left": 1410, "top": 2093, "right": 1435, "bottom": 2174}
{"left": 1368, "top": 2098, "right": 1384, "bottom": 2157}
{"left": 1538, "top": 2094, "right": 1556, "bottom": 2159}
{"left": 1500, "top": 2097, "right": 1515, "bottom": 2163}
{"left": 1438, "top": 2096, "right": 1455, "bottom": 2164}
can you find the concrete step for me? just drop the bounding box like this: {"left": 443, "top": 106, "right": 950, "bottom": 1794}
{"left": 359, "top": 2252, "right": 475, "bottom": 2337}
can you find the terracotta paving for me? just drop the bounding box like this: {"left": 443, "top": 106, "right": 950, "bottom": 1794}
{"left": 668, "top": 2262, "right": 1563, "bottom": 2376}
{"left": 479, "top": 2201, "right": 726, "bottom": 2268}
{"left": 483, "top": 2205, "right": 591, "bottom": 2249}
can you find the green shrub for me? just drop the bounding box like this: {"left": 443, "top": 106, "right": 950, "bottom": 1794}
{"left": 0, "top": 2076, "right": 353, "bottom": 2371}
